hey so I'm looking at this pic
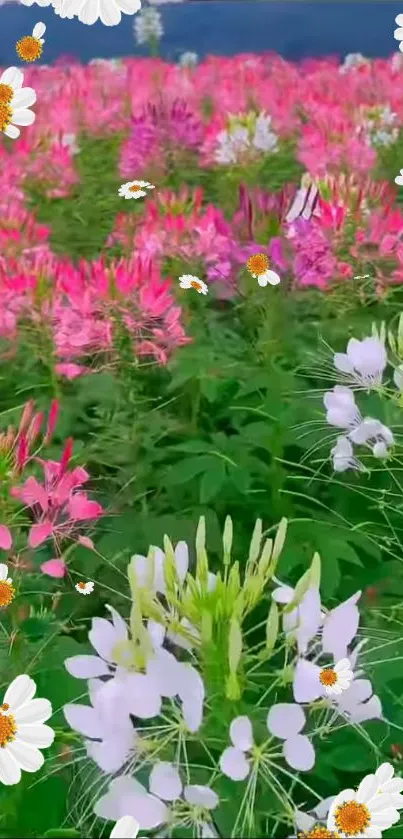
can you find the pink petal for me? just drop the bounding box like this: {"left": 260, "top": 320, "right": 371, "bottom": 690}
{"left": 18, "top": 476, "right": 49, "bottom": 512}
{"left": 67, "top": 493, "right": 103, "bottom": 521}
{"left": 40, "top": 558, "right": 67, "bottom": 578}
{"left": 0, "top": 525, "right": 12, "bottom": 550}
{"left": 29, "top": 520, "right": 53, "bottom": 548}
{"left": 78, "top": 535, "right": 95, "bottom": 550}
{"left": 55, "top": 363, "right": 87, "bottom": 379}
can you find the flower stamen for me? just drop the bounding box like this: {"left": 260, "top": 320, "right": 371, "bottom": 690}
{"left": 0, "top": 708, "right": 16, "bottom": 747}
{"left": 16, "top": 35, "right": 43, "bottom": 63}
{"left": 334, "top": 801, "right": 371, "bottom": 836}
{"left": 0, "top": 579, "right": 15, "bottom": 607}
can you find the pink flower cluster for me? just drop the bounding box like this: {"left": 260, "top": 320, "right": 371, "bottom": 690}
{"left": 0, "top": 401, "right": 102, "bottom": 577}
{"left": 1, "top": 50, "right": 403, "bottom": 366}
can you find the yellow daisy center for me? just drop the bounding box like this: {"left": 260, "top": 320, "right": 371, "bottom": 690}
{"left": 298, "top": 827, "right": 338, "bottom": 839}
{"left": 190, "top": 280, "right": 202, "bottom": 290}
{"left": 334, "top": 801, "right": 371, "bottom": 836}
{"left": 319, "top": 668, "right": 338, "bottom": 686}
{"left": 0, "top": 103, "right": 12, "bottom": 132}
{"left": 0, "top": 580, "right": 15, "bottom": 608}
{"left": 16, "top": 35, "right": 43, "bottom": 63}
{"left": 77, "top": 582, "right": 87, "bottom": 590}
{"left": 0, "top": 706, "right": 16, "bottom": 748}
{"left": 129, "top": 184, "right": 143, "bottom": 193}
{"left": 0, "top": 84, "right": 13, "bottom": 105}
{"left": 247, "top": 253, "right": 269, "bottom": 276}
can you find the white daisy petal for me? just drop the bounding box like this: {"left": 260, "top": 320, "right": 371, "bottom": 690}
{"left": 4, "top": 675, "right": 36, "bottom": 711}
{"left": 0, "top": 67, "right": 23, "bottom": 89}
{"left": 11, "top": 109, "right": 36, "bottom": 127}
{"left": 0, "top": 750, "right": 21, "bottom": 785}
{"left": 14, "top": 698, "right": 52, "bottom": 724}
{"left": 17, "top": 724, "right": 54, "bottom": 748}
{"left": 11, "top": 88, "right": 37, "bottom": 110}
{"left": 7, "top": 741, "right": 44, "bottom": 773}
{"left": 0, "top": 564, "right": 9, "bottom": 581}
{"left": 32, "top": 22, "right": 46, "bottom": 38}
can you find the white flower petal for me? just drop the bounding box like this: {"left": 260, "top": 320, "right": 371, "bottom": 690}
{"left": 17, "top": 723, "right": 54, "bottom": 748}
{"left": 4, "top": 675, "right": 36, "bottom": 711}
{"left": 0, "top": 67, "right": 23, "bottom": 89}
{"left": 65, "top": 654, "right": 110, "bottom": 678}
{"left": 149, "top": 763, "right": 182, "bottom": 801}
{"left": 63, "top": 703, "right": 101, "bottom": 738}
{"left": 184, "top": 785, "right": 219, "bottom": 810}
{"left": 11, "top": 87, "right": 36, "bottom": 110}
{"left": 283, "top": 734, "right": 315, "bottom": 771}
{"left": 0, "top": 749, "right": 21, "bottom": 785}
{"left": 110, "top": 816, "right": 139, "bottom": 839}
{"left": 219, "top": 746, "right": 250, "bottom": 781}
{"left": 7, "top": 740, "right": 44, "bottom": 773}
{"left": 267, "top": 703, "right": 306, "bottom": 739}
{"left": 15, "top": 698, "right": 52, "bottom": 724}
{"left": 33, "top": 22, "right": 46, "bottom": 38}
{"left": 0, "top": 563, "right": 8, "bottom": 581}
{"left": 229, "top": 716, "right": 254, "bottom": 751}
{"left": 11, "top": 108, "right": 36, "bottom": 127}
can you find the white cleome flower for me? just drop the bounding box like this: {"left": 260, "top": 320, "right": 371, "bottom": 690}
{"left": 327, "top": 767, "right": 403, "bottom": 837}
{"left": 118, "top": 180, "right": 155, "bottom": 200}
{"left": 0, "top": 67, "right": 36, "bottom": 139}
{"left": 252, "top": 113, "right": 279, "bottom": 153}
{"left": 0, "top": 674, "right": 54, "bottom": 785}
{"left": 133, "top": 7, "right": 163, "bottom": 45}
{"left": 178, "top": 275, "right": 209, "bottom": 294}
{"left": 339, "top": 53, "right": 369, "bottom": 72}
{"left": 110, "top": 816, "right": 139, "bottom": 838}
{"left": 179, "top": 51, "right": 198, "bottom": 68}
{"left": 94, "top": 764, "right": 218, "bottom": 833}
{"left": 75, "top": 581, "right": 95, "bottom": 595}
{"left": 331, "top": 435, "right": 363, "bottom": 472}
{"left": 333, "top": 336, "right": 387, "bottom": 389}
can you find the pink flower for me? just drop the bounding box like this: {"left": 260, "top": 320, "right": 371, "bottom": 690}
{"left": 40, "top": 558, "right": 67, "bottom": 578}
{"left": 0, "top": 526, "right": 12, "bottom": 551}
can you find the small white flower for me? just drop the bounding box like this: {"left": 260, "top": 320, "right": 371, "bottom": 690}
{"left": 75, "top": 581, "right": 94, "bottom": 595}
{"left": 178, "top": 275, "right": 209, "bottom": 295}
{"left": 327, "top": 768, "right": 403, "bottom": 837}
{"left": 395, "top": 13, "right": 403, "bottom": 52}
{"left": 318, "top": 658, "right": 354, "bottom": 696}
{"left": 179, "top": 51, "right": 198, "bottom": 68}
{"left": 349, "top": 417, "right": 394, "bottom": 454}
{"left": 133, "top": 7, "right": 163, "bottom": 45}
{"left": 0, "top": 674, "right": 54, "bottom": 785}
{"left": 0, "top": 67, "right": 36, "bottom": 140}
{"left": 118, "top": 180, "right": 155, "bottom": 200}
{"left": 339, "top": 53, "right": 368, "bottom": 72}
{"left": 334, "top": 336, "right": 387, "bottom": 389}
{"left": 252, "top": 113, "right": 279, "bottom": 153}
{"left": 395, "top": 168, "right": 403, "bottom": 186}
{"left": 16, "top": 22, "right": 46, "bottom": 62}
{"left": 110, "top": 816, "right": 139, "bottom": 839}
{"left": 0, "top": 563, "right": 15, "bottom": 607}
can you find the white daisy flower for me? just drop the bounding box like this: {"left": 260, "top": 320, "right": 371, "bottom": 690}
{"left": 118, "top": 180, "right": 155, "bottom": 200}
{"left": 0, "top": 563, "right": 15, "bottom": 608}
{"left": 395, "top": 14, "right": 403, "bottom": 53}
{"left": 246, "top": 253, "right": 281, "bottom": 286}
{"left": 16, "top": 22, "right": 46, "bottom": 62}
{"left": 395, "top": 168, "right": 403, "bottom": 186}
{"left": 327, "top": 770, "right": 402, "bottom": 838}
{"left": 318, "top": 658, "right": 354, "bottom": 696}
{"left": 110, "top": 816, "right": 139, "bottom": 838}
{"left": 0, "top": 674, "right": 54, "bottom": 785}
{"left": 178, "top": 275, "right": 209, "bottom": 295}
{"left": 0, "top": 67, "right": 36, "bottom": 140}
{"left": 75, "top": 581, "right": 94, "bottom": 595}
{"left": 20, "top": 0, "right": 142, "bottom": 25}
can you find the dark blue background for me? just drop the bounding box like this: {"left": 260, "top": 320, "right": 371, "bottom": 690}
{"left": 0, "top": 1, "right": 401, "bottom": 65}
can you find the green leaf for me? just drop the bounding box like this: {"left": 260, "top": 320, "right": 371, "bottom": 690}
{"left": 199, "top": 459, "right": 226, "bottom": 504}
{"left": 43, "top": 831, "right": 81, "bottom": 838}
{"left": 164, "top": 455, "right": 212, "bottom": 486}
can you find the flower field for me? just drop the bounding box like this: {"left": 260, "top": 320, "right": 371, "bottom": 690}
{"left": 4, "top": 50, "right": 403, "bottom": 838}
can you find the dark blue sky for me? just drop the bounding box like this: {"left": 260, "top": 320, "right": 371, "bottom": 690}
{"left": 0, "top": 1, "right": 401, "bottom": 65}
